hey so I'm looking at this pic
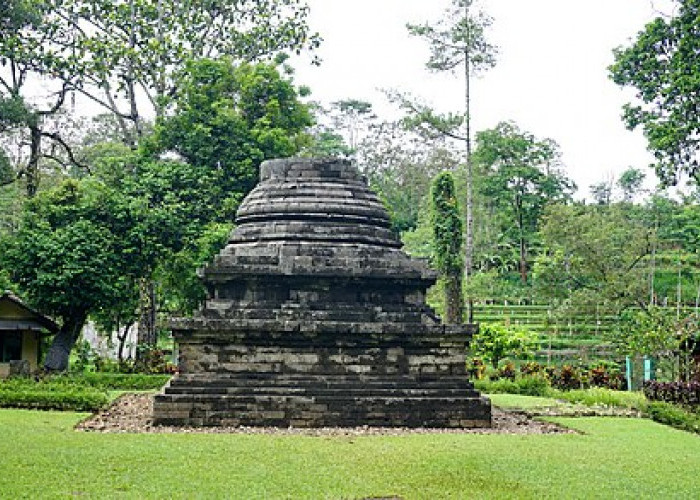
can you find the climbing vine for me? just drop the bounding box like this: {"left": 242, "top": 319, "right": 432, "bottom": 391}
{"left": 431, "top": 171, "right": 464, "bottom": 323}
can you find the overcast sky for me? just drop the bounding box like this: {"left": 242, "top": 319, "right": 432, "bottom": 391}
{"left": 293, "top": 0, "right": 673, "bottom": 197}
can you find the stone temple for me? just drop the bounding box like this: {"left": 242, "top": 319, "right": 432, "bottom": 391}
{"left": 153, "top": 157, "right": 491, "bottom": 428}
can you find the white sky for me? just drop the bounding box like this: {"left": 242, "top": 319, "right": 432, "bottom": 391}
{"left": 293, "top": 0, "right": 674, "bottom": 197}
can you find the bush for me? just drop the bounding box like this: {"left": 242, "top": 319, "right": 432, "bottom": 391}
{"left": 471, "top": 323, "right": 539, "bottom": 368}
{"left": 130, "top": 346, "right": 177, "bottom": 374}
{"left": 496, "top": 361, "right": 517, "bottom": 381}
{"left": 644, "top": 381, "right": 700, "bottom": 408}
{"left": 520, "top": 361, "right": 543, "bottom": 376}
{"left": 554, "top": 387, "right": 647, "bottom": 410}
{"left": 645, "top": 401, "right": 700, "bottom": 434}
{"left": 79, "top": 372, "right": 171, "bottom": 391}
{"left": 474, "top": 375, "right": 552, "bottom": 397}
{"left": 0, "top": 377, "right": 109, "bottom": 412}
{"left": 516, "top": 374, "right": 551, "bottom": 397}
{"left": 550, "top": 365, "right": 583, "bottom": 390}
{"left": 466, "top": 358, "right": 486, "bottom": 379}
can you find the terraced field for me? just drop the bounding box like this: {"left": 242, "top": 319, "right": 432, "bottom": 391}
{"left": 472, "top": 302, "right": 699, "bottom": 363}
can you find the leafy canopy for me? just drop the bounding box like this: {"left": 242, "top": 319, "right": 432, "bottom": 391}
{"left": 610, "top": 0, "right": 700, "bottom": 185}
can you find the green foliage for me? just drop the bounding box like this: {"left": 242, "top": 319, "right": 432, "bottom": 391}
{"left": 617, "top": 167, "right": 647, "bottom": 202}
{"left": 430, "top": 171, "right": 464, "bottom": 322}
{"left": 473, "top": 122, "right": 576, "bottom": 283}
{"left": 148, "top": 59, "right": 312, "bottom": 222}
{"left": 612, "top": 306, "right": 687, "bottom": 357}
{"left": 554, "top": 388, "right": 647, "bottom": 410}
{"left": 406, "top": 0, "right": 497, "bottom": 75}
{"left": 470, "top": 323, "right": 539, "bottom": 368}
{"left": 0, "top": 377, "right": 109, "bottom": 411}
{"left": 0, "top": 179, "right": 149, "bottom": 321}
{"left": 77, "top": 373, "right": 170, "bottom": 391}
{"left": 610, "top": 1, "right": 700, "bottom": 185}
{"left": 0, "top": 178, "right": 162, "bottom": 369}
{"left": 645, "top": 401, "right": 700, "bottom": 434}
{"left": 360, "top": 119, "right": 456, "bottom": 233}
{"left": 535, "top": 204, "right": 653, "bottom": 308}
{"left": 431, "top": 171, "right": 464, "bottom": 275}
{"left": 475, "top": 374, "right": 551, "bottom": 397}
{"left": 1, "top": 0, "right": 319, "bottom": 143}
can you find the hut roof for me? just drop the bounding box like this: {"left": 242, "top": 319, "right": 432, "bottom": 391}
{"left": 0, "top": 291, "right": 58, "bottom": 335}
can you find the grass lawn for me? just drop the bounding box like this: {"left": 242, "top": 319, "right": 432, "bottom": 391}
{"left": 487, "top": 393, "right": 563, "bottom": 409}
{"left": 1, "top": 410, "right": 699, "bottom": 499}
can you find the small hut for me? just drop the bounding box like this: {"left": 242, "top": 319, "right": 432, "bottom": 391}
{"left": 0, "top": 291, "right": 57, "bottom": 377}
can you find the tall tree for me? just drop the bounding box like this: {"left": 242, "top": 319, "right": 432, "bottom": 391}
{"left": 431, "top": 171, "right": 464, "bottom": 323}
{"left": 474, "top": 122, "right": 576, "bottom": 285}
{"left": 535, "top": 204, "right": 654, "bottom": 310}
{"left": 610, "top": 0, "right": 700, "bottom": 185}
{"left": 1, "top": 0, "right": 319, "bottom": 146}
{"left": 0, "top": 0, "right": 84, "bottom": 196}
{"left": 0, "top": 179, "right": 158, "bottom": 370}
{"left": 356, "top": 118, "right": 460, "bottom": 232}
{"left": 617, "top": 166, "right": 647, "bottom": 203}
{"left": 407, "top": 0, "right": 497, "bottom": 292}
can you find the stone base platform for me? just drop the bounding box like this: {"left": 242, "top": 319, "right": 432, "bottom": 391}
{"left": 154, "top": 372, "right": 491, "bottom": 428}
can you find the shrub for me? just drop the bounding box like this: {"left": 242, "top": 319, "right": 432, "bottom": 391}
{"left": 471, "top": 323, "right": 539, "bottom": 368}
{"left": 497, "top": 361, "right": 517, "bottom": 381}
{"left": 586, "top": 361, "right": 626, "bottom": 391}
{"left": 466, "top": 358, "right": 486, "bottom": 379}
{"left": 644, "top": 381, "right": 700, "bottom": 408}
{"left": 520, "top": 361, "right": 543, "bottom": 376}
{"left": 474, "top": 374, "right": 552, "bottom": 397}
{"left": 516, "top": 375, "right": 551, "bottom": 397}
{"left": 79, "top": 372, "right": 171, "bottom": 391}
{"left": 555, "top": 387, "right": 647, "bottom": 410}
{"left": 0, "top": 377, "right": 109, "bottom": 412}
{"left": 550, "top": 365, "right": 583, "bottom": 390}
{"left": 131, "top": 346, "right": 177, "bottom": 374}
{"left": 645, "top": 401, "right": 700, "bottom": 434}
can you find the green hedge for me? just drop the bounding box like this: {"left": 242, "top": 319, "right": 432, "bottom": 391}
{"left": 79, "top": 373, "right": 171, "bottom": 390}
{"left": 474, "top": 376, "right": 551, "bottom": 397}
{"left": 645, "top": 401, "right": 700, "bottom": 434}
{"left": 0, "top": 378, "right": 109, "bottom": 412}
{"left": 0, "top": 373, "right": 170, "bottom": 412}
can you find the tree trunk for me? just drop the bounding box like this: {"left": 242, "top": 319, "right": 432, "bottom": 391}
{"left": 463, "top": 0, "right": 474, "bottom": 322}
{"left": 26, "top": 124, "right": 41, "bottom": 197}
{"left": 444, "top": 273, "right": 464, "bottom": 324}
{"left": 137, "top": 278, "right": 157, "bottom": 354}
{"left": 44, "top": 312, "right": 87, "bottom": 372}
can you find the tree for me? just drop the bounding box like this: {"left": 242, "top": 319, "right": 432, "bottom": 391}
{"left": 407, "top": 0, "right": 497, "bottom": 287}
{"left": 356, "top": 118, "right": 460, "bottom": 232}
{"left": 535, "top": 204, "right": 654, "bottom": 310}
{"left": 147, "top": 59, "right": 313, "bottom": 223}
{"left": 610, "top": 0, "right": 700, "bottom": 185}
{"left": 0, "top": 179, "right": 156, "bottom": 371}
{"left": 140, "top": 59, "right": 313, "bottom": 320}
{"left": 617, "top": 167, "right": 647, "bottom": 203}
{"left": 474, "top": 122, "right": 576, "bottom": 284}
{"left": 431, "top": 171, "right": 464, "bottom": 323}
{"left": 1, "top": 0, "right": 319, "bottom": 146}
{"left": 470, "top": 323, "right": 538, "bottom": 369}
{"left": 589, "top": 178, "right": 614, "bottom": 206}
{"left": 0, "top": 0, "right": 83, "bottom": 197}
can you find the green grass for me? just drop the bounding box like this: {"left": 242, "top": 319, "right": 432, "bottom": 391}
{"left": 487, "top": 393, "right": 562, "bottom": 409}
{"left": 554, "top": 388, "right": 647, "bottom": 410}
{"left": 1, "top": 410, "right": 700, "bottom": 498}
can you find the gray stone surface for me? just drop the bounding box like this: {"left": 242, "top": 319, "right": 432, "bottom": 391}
{"left": 153, "top": 157, "right": 491, "bottom": 428}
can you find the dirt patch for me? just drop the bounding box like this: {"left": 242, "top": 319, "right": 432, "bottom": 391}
{"left": 76, "top": 393, "right": 577, "bottom": 435}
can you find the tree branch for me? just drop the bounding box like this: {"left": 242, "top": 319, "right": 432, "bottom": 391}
{"left": 40, "top": 131, "right": 92, "bottom": 174}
